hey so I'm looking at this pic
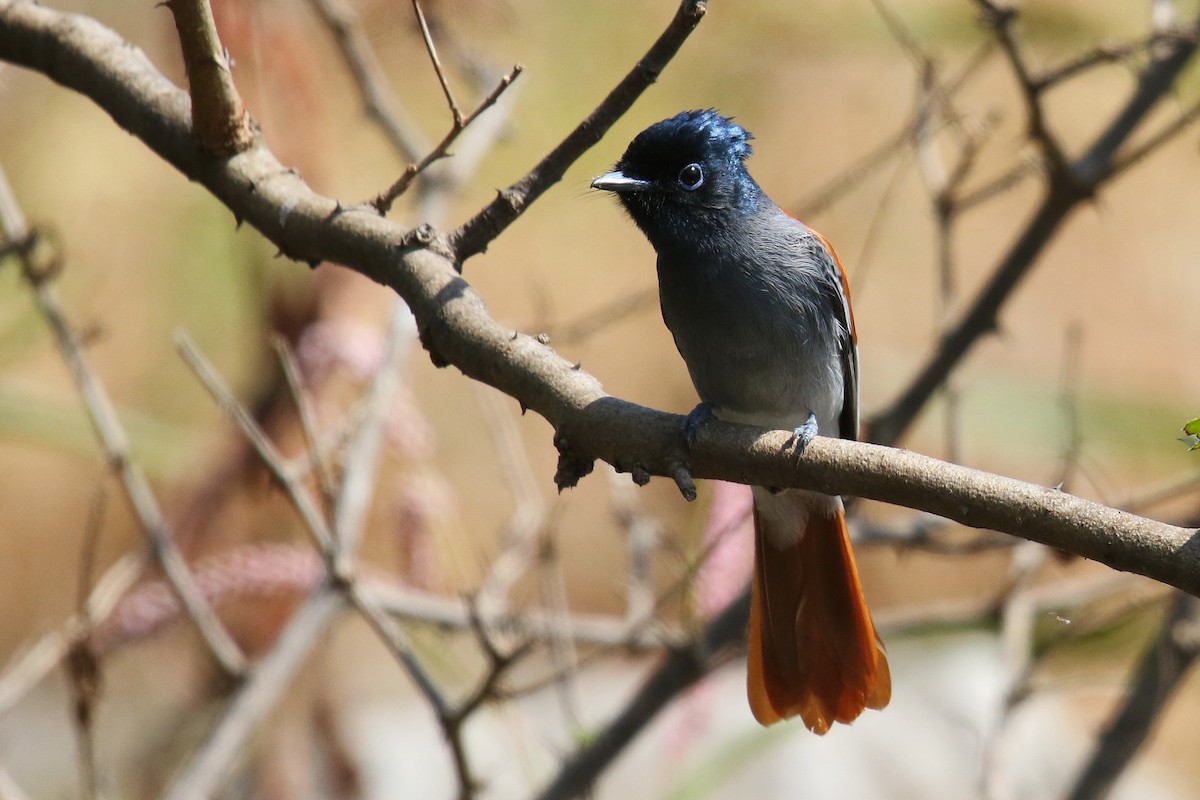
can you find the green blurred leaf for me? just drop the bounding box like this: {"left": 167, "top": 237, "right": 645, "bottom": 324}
{"left": 1182, "top": 418, "right": 1200, "bottom": 450}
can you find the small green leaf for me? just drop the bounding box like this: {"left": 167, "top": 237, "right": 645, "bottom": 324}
{"left": 1182, "top": 419, "right": 1200, "bottom": 450}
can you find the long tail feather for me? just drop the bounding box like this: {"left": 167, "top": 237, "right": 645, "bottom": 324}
{"left": 746, "top": 499, "right": 890, "bottom": 733}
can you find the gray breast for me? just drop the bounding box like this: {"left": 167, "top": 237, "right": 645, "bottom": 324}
{"left": 656, "top": 234, "right": 845, "bottom": 430}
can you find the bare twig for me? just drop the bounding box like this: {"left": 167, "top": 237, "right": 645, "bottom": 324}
{"left": 0, "top": 163, "right": 247, "bottom": 679}
{"left": 331, "top": 304, "right": 417, "bottom": 570}
{"left": 176, "top": 331, "right": 335, "bottom": 553}
{"left": 306, "top": 0, "right": 427, "bottom": 162}
{"left": 345, "top": 584, "right": 450, "bottom": 718}
{"left": 1064, "top": 592, "right": 1200, "bottom": 800}
{"left": 67, "top": 480, "right": 107, "bottom": 800}
{"left": 973, "top": 0, "right": 1070, "bottom": 174}
{"left": 449, "top": 0, "right": 708, "bottom": 258}
{"left": 372, "top": 64, "right": 522, "bottom": 213}
{"left": 273, "top": 335, "right": 339, "bottom": 510}
{"left": 368, "top": 583, "right": 667, "bottom": 648}
{"left": 1034, "top": 29, "right": 1197, "bottom": 91}
{"left": 162, "top": 589, "right": 346, "bottom": 800}
{"left": 162, "top": 0, "right": 252, "bottom": 154}
{"left": 411, "top": 0, "right": 460, "bottom": 125}
{"left": 1107, "top": 95, "right": 1200, "bottom": 179}
{"left": 794, "top": 40, "right": 994, "bottom": 218}
{"left": 868, "top": 22, "right": 1200, "bottom": 445}
{"left": 533, "top": 589, "right": 749, "bottom": 800}
{"left": 474, "top": 384, "right": 549, "bottom": 618}
{"left": 0, "top": 552, "right": 144, "bottom": 718}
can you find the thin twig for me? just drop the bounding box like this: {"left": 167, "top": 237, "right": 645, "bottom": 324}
{"left": 411, "top": 0, "right": 460, "bottom": 125}
{"left": 306, "top": 0, "right": 428, "bottom": 162}
{"left": 67, "top": 479, "right": 107, "bottom": 800}
{"left": 973, "top": 0, "right": 1070, "bottom": 174}
{"left": 1033, "top": 29, "right": 1197, "bottom": 91}
{"left": 533, "top": 590, "right": 749, "bottom": 800}
{"left": 1107, "top": 94, "right": 1200, "bottom": 179}
{"left": 868, "top": 22, "right": 1200, "bottom": 445}
{"left": 449, "top": 0, "right": 707, "bottom": 258}
{"left": 162, "top": 588, "right": 346, "bottom": 800}
{"left": 474, "top": 384, "right": 548, "bottom": 618}
{"left": 175, "top": 331, "right": 335, "bottom": 553}
{"left": 331, "top": 304, "right": 417, "bottom": 570}
{"left": 365, "top": 580, "right": 669, "bottom": 649}
{"left": 794, "top": 40, "right": 995, "bottom": 217}
{"left": 0, "top": 552, "right": 143, "bottom": 718}
{"left": 372, "top": 64, "right": 522, "bottom": 213}
{"left": 1064, "top": 592, "right": 1200, "bottom": 800}
{"left": 273, "top": 335, "right": 339, "bottom": 512}
{"left": 0, "top": 163, "right": 247, "bottom": 679}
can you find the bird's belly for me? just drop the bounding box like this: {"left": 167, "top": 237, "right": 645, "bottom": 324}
{"left": 673, "top": 324, "right": 842, "bottom": 435}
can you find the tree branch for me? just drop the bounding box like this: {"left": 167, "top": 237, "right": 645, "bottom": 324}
{"left": 1, "top": 0, "right": 1197, "bottom": 601}
{"left": 867, "top": 20, "right": 1200, "bottom": 445}
{"left": 162, "top": 0, "right": 252, "bottom": 154}
{"left": 1064, "top": 592, "right": 1200, "bottom": 800}
{"left": 447, "top": 0, "right": 707, "bottom": 260}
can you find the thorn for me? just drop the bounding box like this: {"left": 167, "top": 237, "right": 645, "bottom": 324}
{"left": 671, "top": 464, "right": 697, "bottom": 502}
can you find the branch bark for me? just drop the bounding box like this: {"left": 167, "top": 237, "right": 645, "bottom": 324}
{"left": 163, "top": 0, "right": 252, "bottom": 154}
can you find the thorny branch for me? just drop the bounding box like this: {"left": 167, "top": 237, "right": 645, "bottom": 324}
{"left": 163, "top": 0, "right": 252, "bottom": 154}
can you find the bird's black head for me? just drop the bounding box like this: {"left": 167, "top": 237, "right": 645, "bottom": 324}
{"left": 592, "top": 110, "right": 762, "bottom": 250}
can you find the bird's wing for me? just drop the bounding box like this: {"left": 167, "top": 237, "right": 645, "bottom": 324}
{"left": 808, "top": 228, "right": 860, "bottom": 442}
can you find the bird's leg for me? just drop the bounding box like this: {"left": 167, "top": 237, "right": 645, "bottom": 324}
{"left": 682, "top": 402, "right": 715, "bottom": 449}
{"left": 789, "top": 411, "right": 819, "bottom": 455}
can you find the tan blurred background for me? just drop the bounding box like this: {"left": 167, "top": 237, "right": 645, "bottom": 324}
{"left": 2, "top": 0, "right": 1200, "bottom": 797}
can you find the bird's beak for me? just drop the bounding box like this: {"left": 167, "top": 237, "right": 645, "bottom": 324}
{"left": 591, "top": 171, "right": 651, "bottom": 193}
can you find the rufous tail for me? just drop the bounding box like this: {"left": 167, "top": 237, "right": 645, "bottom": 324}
{"left": 746, "top": 503, "right": 890, "bottom": 733}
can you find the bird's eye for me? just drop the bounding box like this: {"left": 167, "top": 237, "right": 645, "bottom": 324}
{"left": 678, "top": 163, "right": 704, "bottom": 191}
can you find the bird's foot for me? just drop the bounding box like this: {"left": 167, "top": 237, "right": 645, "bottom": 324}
{"left": 682, "top": 402, "right": 715, "bottom": 449}
{"left": 789, "top": 412, "right": 819, "bottom": 456}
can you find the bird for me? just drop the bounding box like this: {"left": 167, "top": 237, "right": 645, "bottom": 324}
{"left": 591, "top": 110, "right": 890, "bottom": 733}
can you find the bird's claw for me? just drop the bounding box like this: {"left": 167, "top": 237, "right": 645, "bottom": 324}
{"left": 789, "top": 412, "right": 819, "bottom": 456}
{"left": 682, "top": 402, "right": 715, "bottom": 449}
